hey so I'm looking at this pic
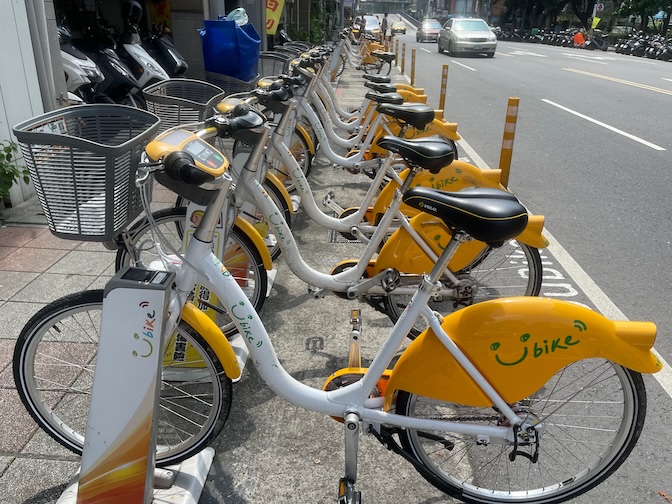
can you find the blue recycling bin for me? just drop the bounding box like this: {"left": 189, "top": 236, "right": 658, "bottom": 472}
{"left": 200, "top": 20, "right": 260, "bottom": 82}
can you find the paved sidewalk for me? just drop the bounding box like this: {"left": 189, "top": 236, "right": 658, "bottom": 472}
{"left": 0, "top": 61, "right": 428, "bottom": 503}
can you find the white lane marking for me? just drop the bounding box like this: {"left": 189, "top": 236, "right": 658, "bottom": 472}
{"left": 565, "top": 55, "right": 609, "bottom": 64}
{"left": 450, "top": 60, "right": 477, "bottom": 71}
{"left": 663, "top": 78, "right": 672, "bottom": 83}
{"left": 509, "top": 50, "right": 548, "bottom": 57}
{"left": 497, "top": 52, "right": 514, "bottom": 57}
{"left": 545, "top": 230, "right": 672, "bottom": 400}
{"left": 459, "top": 133, "right": 672, "bottom": 400}
{"left": 542, "top": 99, "right": 666, "bottom": 151}
{"left": 420, "top": 47, "right": 432, "bottom": 53}
{"left": 561, "top": 52, "right": 615, "bottom": 61}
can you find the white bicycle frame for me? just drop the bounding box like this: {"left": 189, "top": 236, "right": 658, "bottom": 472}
{"left": 269, "top": 99, "right": 401, "bottom": 237}
{"left": 158, "top": 169, "right": 527, "bottom": 445}
{"left": 227, "top": 123, "right": 459, "bottom": 297}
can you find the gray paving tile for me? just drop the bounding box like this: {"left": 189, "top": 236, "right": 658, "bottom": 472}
{"left": 12, "top": 274, "right": 97, "bottom": 303}
{"left": 21, "top": 428, "right": 80, "bottom": 460}
{"left": 0, "top": 247, "right": 69, "bottom": 273}
{"left": 0, "top": 301, "right": 45, "bottom": 339}
{"left": 0, "top": 246, "right": 17, "bottom": 261}
{"left": 0, "top": 388, "right": 39, "bottom": 452}
{"left": 0, "top": 271, "right": 40, "bottom": 301}
{"left": 24, "top": 232, "right": 81, "bottom": 251}
{"left": 0, "top": 456, "right": 12, "bottom": 476}
{"left": 0, "top": 338, "right": 13, "bottom": 383}
{"left": 46, "top": 250, "right": 115, "bottom": 276}
{"left": 74, "top": 241, "right": 113, "bottom": 252}
{"left": 0, "top": 227, "right": 47, "bottom": 247}
{"left": 0, "top": 457, "right": 78, "bottom": 503}
{"left": 86, "top": 276, "right": 114, "bottom": 290}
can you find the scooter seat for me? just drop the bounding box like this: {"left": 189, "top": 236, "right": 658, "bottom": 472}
{"left": 402, "top": 187, "right": 528, "bottom": 245}
{"left": 376, "top": 103, "right": 435, "bottom": 129}
{"left": 376, "top": 136, "right": 454, "bottom": 173}
{"left": 364, "top": 91, "right": 404, "bottom": 105}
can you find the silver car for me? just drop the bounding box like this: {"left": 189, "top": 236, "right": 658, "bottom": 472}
{"left": 438, "top": 18, "right": 497, "bottom": 57}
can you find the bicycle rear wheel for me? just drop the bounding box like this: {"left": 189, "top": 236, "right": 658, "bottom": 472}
{"left": 382, "top": 240, "right": 543, "bottom": 338}
{"left": 13, "top": 290, "right": 232, "bottom": 467}
{"left": 396, "top": 359, "right": 646, "bottom": 504}
{"left": 115, "top": 207, "right": 268, "bottom": 336}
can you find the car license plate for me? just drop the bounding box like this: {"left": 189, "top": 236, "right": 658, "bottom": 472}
{"left": 473, "top": 45, "right": 482, "bottom": 49}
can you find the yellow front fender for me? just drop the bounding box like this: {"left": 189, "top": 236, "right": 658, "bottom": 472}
{"left": 384, "top": 297, "right": 661, "bottom": 410}
{"left": 295, "top": 124, "right": 315, "bottom": 155}
{"left": 181, "top": 303, "right": 241, "bottom": 381}
{"left": 233, "top": 217, "right": 273, "bottom": 270}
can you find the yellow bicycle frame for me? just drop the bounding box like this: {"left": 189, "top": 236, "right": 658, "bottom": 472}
{"left": 384, "top": 297, "right": 661, "bottom": 410}
{"left": 373, "top": 210, "right": 547, "bottom": 275}
{"left": 367, "top": 117, "right": 460, "bottom": 157}
{"left": 371, "top": 161, "right": 504, "bottom": 223}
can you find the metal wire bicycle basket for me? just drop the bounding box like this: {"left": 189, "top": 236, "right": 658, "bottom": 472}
{"left": 144, "top": 78, "right": 226, "bottom": 132}
{"left": 13, "top": 105, "right": 161, "bottom": 242}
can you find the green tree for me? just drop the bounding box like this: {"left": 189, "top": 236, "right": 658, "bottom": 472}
{"left": 616, "top": 0, "right": 670, "bottom": 34}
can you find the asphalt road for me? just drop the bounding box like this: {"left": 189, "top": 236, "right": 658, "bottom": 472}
{"left": 389, "top": 23, "right": 672, "bottom": 502}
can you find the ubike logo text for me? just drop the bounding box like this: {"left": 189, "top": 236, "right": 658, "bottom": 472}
{"left": 268, "top": 211, "right": 290, "bottom": 245}
{"left": 490, "top": 329, "right": 581, "bottom": 367}
{"left": 291, "top": 165, "right": 308, "bottom": 194}
{"left": 231, "top": 301, "right": 263, "bottom": 347}
{"left": 133, "top": 303, "right": 156, "bottom": 358}
{"left": 419, "top": 173, "right": 460, "bottom": 191}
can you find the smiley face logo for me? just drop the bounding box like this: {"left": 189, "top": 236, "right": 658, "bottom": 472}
{"left": 491, "top": 333, "right": 530, "bottom": 366}
{"left": 132, "top": 333, "right": 153, "bottom": 358}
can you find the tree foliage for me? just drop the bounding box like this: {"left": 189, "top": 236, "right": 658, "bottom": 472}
{"left": 498, "top": 0, "right": 670, "bottom": 34}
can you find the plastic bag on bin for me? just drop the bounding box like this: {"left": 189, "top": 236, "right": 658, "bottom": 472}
{"left": 200, "top": 19, "right": 260, "bottom": 82}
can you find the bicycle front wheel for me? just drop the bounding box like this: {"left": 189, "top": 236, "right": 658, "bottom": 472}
{"left": 383, "top": 240, "right": 543, "bottom": 338}
{"left": 174, "top": 177, "right": 293, "bottom": 262}
{"left": 115, "top": 207, "right": 268, "bottom": 335}
{"left": 396, "top": 359, "right": 646, "bottom": 504}
{"left": 13, "top": 290, "right": 232, "bottom": 467}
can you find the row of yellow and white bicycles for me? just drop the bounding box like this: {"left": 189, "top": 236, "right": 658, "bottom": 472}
{"left": 12, "top": 31, "right": 662, "bottom": 504}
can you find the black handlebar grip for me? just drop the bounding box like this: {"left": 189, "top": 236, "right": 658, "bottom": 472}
{"left": 163, "top": 151, "right": 215, "bottom": 185}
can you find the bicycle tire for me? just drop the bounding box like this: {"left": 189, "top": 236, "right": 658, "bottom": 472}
{"left": 383, "top": 241, "right": 543, "bottom": 338}
{"left": 232, "top": 127, "right": 313, "bottom": 194}
{"left": 174, "top": 175, "right": 293, "bottom": 262}
{"left": 116, "top": 207, "right": 268, "bottom": 335}
{"left": 396, "top": 360, "right": 646, "bottom": 503}
{"left": 13, "top": 289, "right": 232, "bottom": 467}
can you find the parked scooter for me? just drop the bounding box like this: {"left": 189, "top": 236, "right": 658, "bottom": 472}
{"left": 58, "top": 25, "right": 104, "bottom": 103}
{"left": 143, "top": 22, "right": 188, "bottom": 77}
{"left": 116, "top": 0, "right": 170, "bottom": 88}
{"left": 584, "top": 30, "right": 609, "bottom": 51}
{"left": 74, "top": 23, "right": 146, "bottom": 107}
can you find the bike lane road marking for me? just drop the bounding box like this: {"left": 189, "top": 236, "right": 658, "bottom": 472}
{"left": 542, "top": 99, "right": 666, "bottom": 151}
